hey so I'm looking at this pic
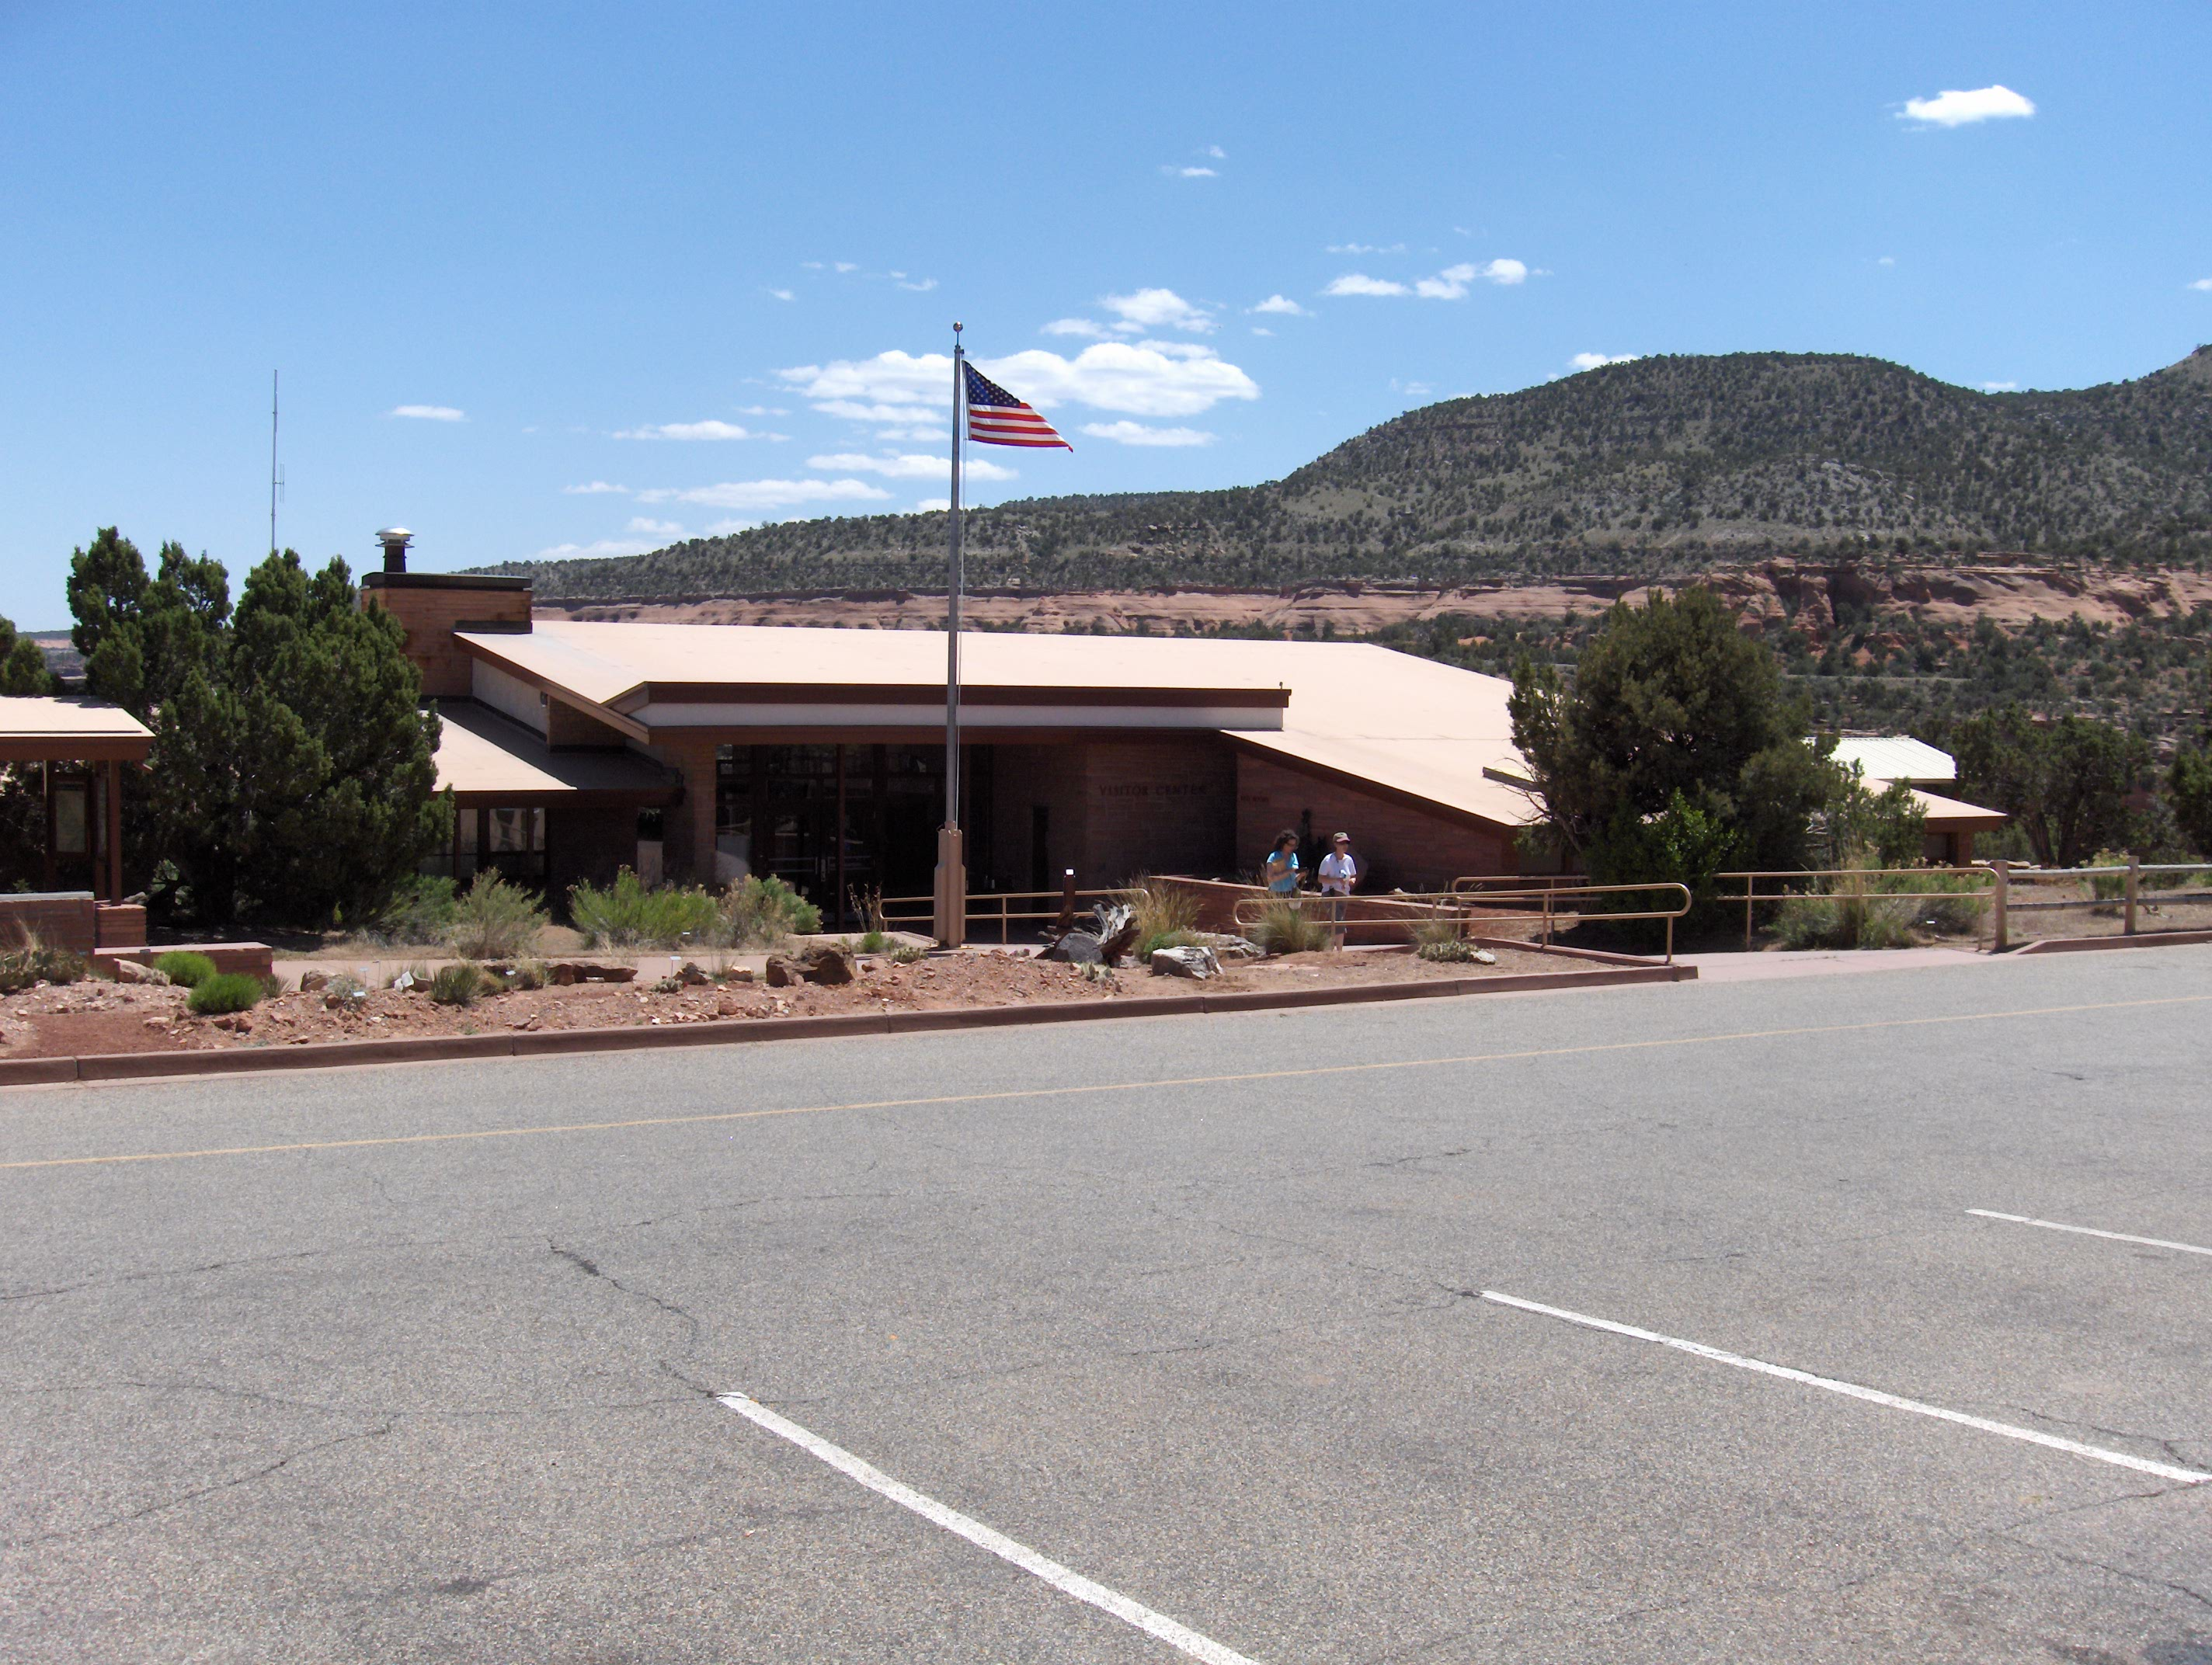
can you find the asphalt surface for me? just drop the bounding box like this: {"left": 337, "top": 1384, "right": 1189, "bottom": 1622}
{"left": 3, "top": 947, "right": 2209, "bottom": 1663}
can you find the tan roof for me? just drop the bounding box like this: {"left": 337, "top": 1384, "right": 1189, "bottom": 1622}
{"left": 459, "top": 620, "right": 1296, "bottom": 707}
{"left": 1901, "top": 786, "right": 2009, "bottom": 829}
{"left": 433, "top": 701, "right": 677, "bottom": 802}
{"left": 0, "top": 696, "right": 152, "bottom": 759}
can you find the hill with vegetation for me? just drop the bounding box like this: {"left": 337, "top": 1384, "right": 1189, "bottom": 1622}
{"left": 485, "top": 347, "right": 2212, "bottom": 601}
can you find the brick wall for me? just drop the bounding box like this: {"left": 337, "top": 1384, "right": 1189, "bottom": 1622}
{"left": 363, "top": 582, "right": 533, "bottom": 697}
{"left": 1234, "top": 754, "right": 1517, "bottom": 891}
{"left": 987, "top": 736, "right": 1237, "bottom": 890}
{"left": 645, "top": 737, "right": 718, "bottom": 883}
{"left": 0, "top": 894, "right": 97, "bottom": 955}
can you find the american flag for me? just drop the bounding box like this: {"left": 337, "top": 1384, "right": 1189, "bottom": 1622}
{"left": 964, "top": 363, "right": 1072, "bottom": 449}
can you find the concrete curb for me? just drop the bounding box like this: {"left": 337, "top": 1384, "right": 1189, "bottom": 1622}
{"left": 2012, "top": 929, "right": 2212, "bottom": 956}
{"left": 0, "top": 961, "right": 1692, "bottom": 1089}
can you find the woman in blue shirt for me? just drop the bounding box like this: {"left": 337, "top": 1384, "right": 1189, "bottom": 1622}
{"left": 1264, "top": 829, "right": 1302, "bottom": 895}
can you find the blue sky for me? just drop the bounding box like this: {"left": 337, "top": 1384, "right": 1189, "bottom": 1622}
{"left": 2, "top": 1, "right": 2207, "bottom": 626}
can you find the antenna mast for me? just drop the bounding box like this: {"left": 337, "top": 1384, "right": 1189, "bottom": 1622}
{"left": 269, "top": 370, "right": 281, "bottom": 554}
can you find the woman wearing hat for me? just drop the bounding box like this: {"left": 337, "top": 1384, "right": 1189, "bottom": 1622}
{"left": 1317, "top": 832, "right": 1360, "bottom": 947}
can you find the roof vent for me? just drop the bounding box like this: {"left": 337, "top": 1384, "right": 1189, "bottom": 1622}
{"left": 375, "top": 527, "right": 414, "bottom": 575}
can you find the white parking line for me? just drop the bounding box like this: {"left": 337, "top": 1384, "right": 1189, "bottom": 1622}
{"left": 717, "top": 1393, "right": 1266, "bottom": 1665}
{"left": 1966, "top": 1209, "right": 2212, "bottom": 1258}
{"left": 1480, "top": 1291, "right": 2211, "bottom": 1486}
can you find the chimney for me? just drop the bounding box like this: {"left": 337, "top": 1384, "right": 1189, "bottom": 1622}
{"left": 376, "top": 527, "right": 414, "bottom": 575}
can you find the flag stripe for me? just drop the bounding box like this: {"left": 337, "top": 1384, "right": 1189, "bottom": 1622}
{"left": 964, "top": 360, "right": 1072, "bottom": 450}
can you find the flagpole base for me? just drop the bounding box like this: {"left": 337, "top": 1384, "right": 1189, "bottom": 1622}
{"left": 932, "top": 826, "right": 967, "bottom": 948}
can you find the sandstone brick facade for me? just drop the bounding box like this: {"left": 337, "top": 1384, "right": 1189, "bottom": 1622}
{"left": 363, "top": 576, "right": 532, "bottom": 697}
{"left": 1233, "top": 753, "right": 1517, "bottom": 891}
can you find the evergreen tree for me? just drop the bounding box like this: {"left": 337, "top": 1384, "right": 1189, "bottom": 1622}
{"left": 0, "top": 610, "right": 58, "bottom": 887}
{"left": 1508, "top": 586, "right": 1845, "bottom": 891}
{"left": 1950, "top": 706, "right": 2151, "bottom": 867}
{"left": 66, "top": 534, "right": 449, "bottom": 926}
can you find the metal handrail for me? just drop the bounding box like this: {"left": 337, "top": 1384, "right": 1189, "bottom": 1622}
{"left": 1233, "top": 881, "right": 1693, "bottom": 962}
{"left": 879, "top": 885, "right": 1132, "bottom": 945}
{"left": 1713, "top": 866, "right": 1995, "bottom": 951}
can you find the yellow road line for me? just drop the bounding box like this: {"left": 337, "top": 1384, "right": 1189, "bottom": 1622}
{"left": 5, "top": 993, "right": 2205, "bottom": 1174}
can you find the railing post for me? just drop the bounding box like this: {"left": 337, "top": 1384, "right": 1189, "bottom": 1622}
{"left": 1058, "top": 868, "right": 1076, "bottom": 934}
{"left": 2124, "top": 853, "right": 2139, "bottom": 937}
{"left": 1991, "top": 860, "right": 2009, "bottom": 953}
{"left": 1744, "top": 878, "right": 1755, "bottom": 952}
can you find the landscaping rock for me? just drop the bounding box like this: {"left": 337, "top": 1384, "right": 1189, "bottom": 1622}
{"left": 298, "top": 969, "right": 329, "bottom": 992}
{"left": 1205, "top": 935, "right": 1264, "bottom": 960}
{"left": 1149, "top": 945, "right": 1221, "bottom": 979}
{"left": 798, "top": 944, "right": 856, "bottom": 985}
{"left": 1041, "top": 931, "right": 1104, "bottom": 965}
{"left": 110, "top": 960, "right": 172, "bottom": 986}
{"left": 763, "top": 954, "right": 804, "bottom": 988}
{"left": 676, "top": 961, "right": 712, "bottom": 986}
{"left": 550, "top": 961, "right": 639, "bottom": 985}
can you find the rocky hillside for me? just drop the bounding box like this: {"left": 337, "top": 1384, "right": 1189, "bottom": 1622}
{"left": 485, "top": 347, "right": 2212, "bottom": 601}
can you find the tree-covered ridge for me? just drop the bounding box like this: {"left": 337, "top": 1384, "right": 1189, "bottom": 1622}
{"left": 483, "top": 347, "right": 2212, "bottom": 601}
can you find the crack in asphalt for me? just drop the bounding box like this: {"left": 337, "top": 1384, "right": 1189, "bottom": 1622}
{"left": 2012, "top": 1407, "right": 2201, "bottom": 1471}
{"left": 7, "top": 1423, "right": 395, "bottom": 1549}
{"left": 548, "top": 1243, "right": 705, "bottom": 1353}
{"left": 1996, "top": 1535, "right": 2212, "bottom": 1615}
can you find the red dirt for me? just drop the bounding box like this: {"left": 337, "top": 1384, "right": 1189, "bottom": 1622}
{"left": 0, "top": 944, "right": 1573, "bottom": 1060}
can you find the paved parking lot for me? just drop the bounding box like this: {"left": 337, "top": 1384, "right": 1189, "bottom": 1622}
{"left": 3, "top": 948, "right": 2208, "bottom": 1663}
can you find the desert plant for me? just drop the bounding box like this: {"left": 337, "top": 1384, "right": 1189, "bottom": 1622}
{"left": 887, "top": 943, "right": 925, "bottom": 965}
{"left": 507, "top": 958, "right": 549, "bottom": 990}
{"left": 1129, "top": 879, "right": 1202, "bottom": 960}
{"left": 1407, "top": 910, "right": 1472, "bottom": 952}
{"left": 187, "top": 972, "right": 264, "bottom": 1015}
{"left": 428, "top": 961, "right": 484, "bottom": 1006}
{"left": 367, "top": 874, "right": 457, "bottom": 945}
{"left": 1250, "top": 898, "right": 1330, "bottom": 955}
{"left": 569, "top": 868, "right": 724, "bottom": 948}
{"left": 448, "top": 870, "right": 548, "bottom": 958}
{"left": 1417, "top": 937, "right": 1497, "bottom": 964}
{"left": 0, "top": 934, "right": 89, "bottom": 993}
{"left": 1771, "top": 859, "right": 1918, "bottom": 950}
{"left": 151, "top": 951, "right": 219, "bottom": 989}
{"left": 321, "top": 972, "right": 367, "bottom": 1006}
{"left": 722, "top": 874, "right": 822, "bottom": 945}
{"left": 858, "top": 927, "right": 888, "bottom": 954}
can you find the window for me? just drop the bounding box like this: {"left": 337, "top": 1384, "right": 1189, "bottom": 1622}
{"left": 487, "top": 807, "right": 544, "bottom": 853}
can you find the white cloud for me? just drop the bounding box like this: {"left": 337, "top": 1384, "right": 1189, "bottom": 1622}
{"left": 898, "top": 276, "right": 939, "bottom": 292}
{"left": 1569, "top": 352, "right": 1640, "bottom": 372}
{"left": 1205, "top": 144, "right": 1226, "bottom": 159}
{"left": 1164, "top": 165, "right": 1217, "bottom": 178}
{"left": 781, "top": 341, "right": 1260, "bottom": 419}
{"left": 833, "top": 261, "right": 858, "bottom": 273}
{"left": 534, "top": 538, "right": 655, "bottom": 561}
{"left": 2189, "top": 278, "right": 2212, "bottom": 292}
{"left": 1332, "top": 259, "right": 1531, "bottom": 300}
{"left": 735, "top": 405, "right": 788, "bottom": 416}
{"left": 562, "top": 480, "right": 628, "bottom": 495}
{"left": 1327, "top": 242, "right": 1406, "bottom": 255}
{"left": 635, "top": 478, "right": 894, "bottom": 511}
{"left": 1251, "top": 294, "right": 1309, "bottom": 316}
{"left": 1042, "top": 317, "right": 1108, "bottom": 338}
{"left": 1980, "top": 381, "right": 2019, "bottom": 392}
{"left": 1325, "top": 273, "right": 1411, "bottom": 297}
{"left": 1250, "top": 326, "right": 1274, "bottom": 336}
{"left": 390, "top": 404, "right": 465, "bottom": 422}
{"left": 807, "top": 452, "right": 1014, "bottom": 482}
{"left": 626, "top": 517, "right": 685, "bottom": 537}
{"left": 1101, "top": 287, "right": 1216, "bottom": 333}
{"left": 1080, "top": 420, "right": 1216, "bottom": 447}
{"left": 614, "top": 419, "right": 762, "bottom": 441}
{"left": 1899, "top": 84, "right": 2036, "bottom": 126}
{"left": 914, "top": 498, "right": 951, "bottom": 513}
{"left": 876, "top": 424, "right": 950, "bottom": 442}
{"left": 767, "top": 287, "right": 795, "bottom": 301}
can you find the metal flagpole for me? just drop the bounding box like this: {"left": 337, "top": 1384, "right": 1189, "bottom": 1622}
{"left": 934, "top": 324, "right": 968, "bottom": 945}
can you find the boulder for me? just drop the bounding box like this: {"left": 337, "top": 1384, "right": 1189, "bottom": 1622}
{"left": 1205, "top": 935, "right": 1264, "bottom": 960}
{"left": 1041, "top": 931, "right": 1104, "bottom": 965}
{"left": 798, "top": 944, "right": 857, "bottom": 985}
{"left": 110, "top": 960, "right": 172, "bottom": 986}
{"left": 1149, "top": 945, "right": 1221, "bottom": 979}
{"left": 763, "top": 954, "right": 804, "bottom": 988}
{"left": 676, "top": 961, "right": 712, "bottom": 986}
{"left": 298, "top": 969, "right": 329, "bottom": 992}
{"left": 550, "top": 961, "right": 638, "bottom": 985}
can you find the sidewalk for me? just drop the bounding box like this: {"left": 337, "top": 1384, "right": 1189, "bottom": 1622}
{"left": 1675, "top": 944, "right": 1990, "bottom": 983}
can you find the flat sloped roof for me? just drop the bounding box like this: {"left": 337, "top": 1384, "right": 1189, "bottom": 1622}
{"left": 1831, "top": 735, "right": 1956, "bottom": 784}
{"left": 0, "top": 696, "right": 152, "bottom": 760}
{"left": 433, "top": 700, "right": 677, "bottom": 804}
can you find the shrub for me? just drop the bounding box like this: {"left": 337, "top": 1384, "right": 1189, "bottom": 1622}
{"left": 187, "top": 972, "right": 264, "bottom": 1015}
{"left": 368, "top": 874, "right": 457, "bottom": 945}
{"left": 722, "top": 874, "right": 821, "bottom": 946}
{"left": 1129, "top": 880, "right": 1202, "bottom": 960}
{"left": 1407, "top": 911, "right": 1469, "bottom": 952}
{"left": 151, "top": 951, "right": 219, "bottom": 989}
{"left": 1250, "top": 899, "right": 1330, "bottom": 955}
{"left": 887, "top": 943, "right": 925, "bottom": 965}
{"left": 507, "top": 958, "right": 549, "bottom": 990}
{"left": 448, "top": 871, "right": 548, "bottom": 958}
{"left": 1772, "top": 860, "right": 1918, "bottom": 950}
{"left": 0, "top": 937, "right": 88, "bottom": 993}
{"left": 321, "top": 973, "right": 367, "bottom": 1006}
{"left": 569, "top": 868, "right": 724, "bottom": 948}
{"left": 1418, "top": 937, "right": 1496, "bottom": 964}
{"left": 858, "top": 928, "right": 888, "bottom": 954}
{"left": 429, "top": 961, "right": 484, "bottom": 1006}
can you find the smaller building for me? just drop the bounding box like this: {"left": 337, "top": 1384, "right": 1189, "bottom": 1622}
{"left": 0, "top": 695, "right": 153, "bottom": 900}
{"left": 1829, "top": 735, "right": 2006, "bottom": 864}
